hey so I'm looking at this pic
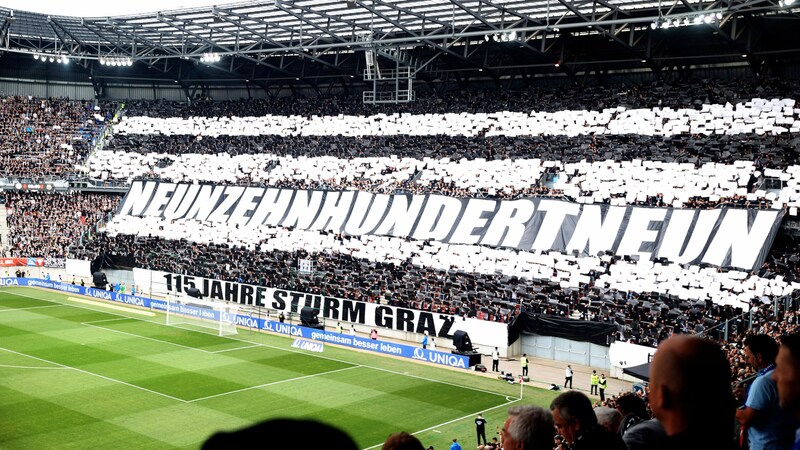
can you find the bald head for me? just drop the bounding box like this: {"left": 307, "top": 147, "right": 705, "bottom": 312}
{"left": 649, "top": 335, "right": 733, "bottom": 437}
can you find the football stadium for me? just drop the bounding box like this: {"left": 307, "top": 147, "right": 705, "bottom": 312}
{"left": 0, "top": 0, "right": 800, "bottom": 448}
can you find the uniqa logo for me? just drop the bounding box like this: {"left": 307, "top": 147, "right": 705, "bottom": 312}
{"left": 412, "top": 348, "right": 426, "bottom": 360}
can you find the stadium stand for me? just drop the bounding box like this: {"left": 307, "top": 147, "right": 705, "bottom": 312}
{"left": 3, "top": 1, "right": 800, "bottom": 448}
{"left": 0, "top": 80, "right": 797, "bottom": 349}
{"left": 0, "top": 96, "right": 117, "bottom": 179}
{"left": 94, "top": 81, "right": 800, "bottom": 210}
{"left": 57, "top": 79, "right": 800, "bottom": 350}
{"left": 2, "top": 191, "right": 121, "bottom": 258}
{"left": 0, "top": 95, "right": 122, "bottom": 258}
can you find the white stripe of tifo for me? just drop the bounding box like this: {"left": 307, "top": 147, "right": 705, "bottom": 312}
{"left": 187, "top": 365, "right": 362, "bottom": 403}
{"left": 0, "top": 346, "right": 188, "bottom": 403}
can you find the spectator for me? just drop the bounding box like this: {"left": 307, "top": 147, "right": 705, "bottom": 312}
{"left": 449, "top": 438, "right": 461, "bottom": 450}
{"left": 615, "top": 392, "right": 649, "bottom": 436}
{"left": 478, "top": 436, "right": 499, "bottom": 450}
{"left": 622, "top": 419, "right": 666, "bottom": 450}
{"left": 382, "top": 432, "right": 425, "bottom": 450}
{"left": 202, "top": 418, "right": 357, "bottom": 450}
{"left": 593, "top": 406, "right": 621, "bottom": 434}
{"left": 549, "top": 391, "right": 625, "bottom": 450}
{"left": 648, "top": 335, "right": 736, "bottom": 449}
{"left": 500, "top": 404, "right": 555, "bottom": 450}
{"left": 736, "top": 334, "right": 796, "bottom": 450}
{"left": 773, "top": 333, "right": 800, "bottom": 450}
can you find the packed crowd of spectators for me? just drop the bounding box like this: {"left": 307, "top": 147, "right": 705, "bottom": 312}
{"left": 3, "top": 191, "right": 122, "bottom": 258}
{"left": 58, "top": 78, "right": 800, "bottom": 349}
{"left": 121, "top": 78, "right": 800, "bottom": 117}
{"left": 0, "top": 96, "right": 116, "bottom": 179}
{"left": 100, "top": 78, "right": 800, "bottom": 210}
{"left": 593, "top": 298, "right": 800, "bottom": 447}
{"left": 1, "top": 78, "right": 798, "bottom": 349}
{"left": 67, "top": 218, "right": 800, "bottom": 348}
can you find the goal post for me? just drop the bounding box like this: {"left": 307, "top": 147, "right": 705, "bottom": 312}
{"left": 165, "top": 294, "right": 240, "bottom": 337}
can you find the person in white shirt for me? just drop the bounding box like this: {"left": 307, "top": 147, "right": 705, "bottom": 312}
{"left": 492, "top": 347, "right": 500, "bottom": 372}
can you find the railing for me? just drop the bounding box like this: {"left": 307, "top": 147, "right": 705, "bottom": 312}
{"left": 363, "top": 66, "right": 414, "bottom": 80}
{"left": 65, "top": 210, "right": 116, "bottom": 256}
{"left": 363, "top": 90, "right": 415, "bottom": 104}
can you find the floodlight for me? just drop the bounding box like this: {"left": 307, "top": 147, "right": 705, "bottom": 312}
{"left": 33, "top": 54, "right": 39, "bottom": 60}
{"left": 48, "top": 56, "right": 54, "bottom": 63}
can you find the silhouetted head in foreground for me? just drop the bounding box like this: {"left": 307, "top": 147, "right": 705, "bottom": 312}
{"left": 202, "top": 418, "right": 358, "bottom": 450}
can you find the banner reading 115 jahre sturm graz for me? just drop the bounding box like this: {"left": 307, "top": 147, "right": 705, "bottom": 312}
{"left": 118, "top": 180, "right": 784, "bottom": 271}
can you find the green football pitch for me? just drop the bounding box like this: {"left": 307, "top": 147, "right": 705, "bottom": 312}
{"left": 0, "top": 287, "right": 558, "bottom": 449}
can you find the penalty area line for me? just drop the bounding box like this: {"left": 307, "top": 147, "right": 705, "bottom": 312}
{"left": 0, "top": 346, "right": 187, "bottom": 403}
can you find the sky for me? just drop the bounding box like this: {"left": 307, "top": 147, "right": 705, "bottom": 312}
{"left": 0, "top": 0, "right": 235, "bottom": 17}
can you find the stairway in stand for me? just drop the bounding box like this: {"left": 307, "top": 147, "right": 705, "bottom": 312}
{"left": 0, "top": 206, "right": 10, "bottom": 257}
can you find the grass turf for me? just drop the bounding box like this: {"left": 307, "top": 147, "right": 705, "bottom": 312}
{"left": 0, "top": 287, "right": 559, "bottom": 449}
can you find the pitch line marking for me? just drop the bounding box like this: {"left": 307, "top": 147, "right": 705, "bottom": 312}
{"left": 188, "top": 365, "right": 362, "bottom": 403}
{"left": 362, "top": 397, "right": 520, "bottom": 450}
{"left": 211, "top": 344, "right": 262, "bottom": 353}
{"left": 82, "top": 317, "right": 132, "bottom": 325}
{"left": 68, "top": 296, "right": 155, "bottom": 316}
{"left": 0, "top": 304, "right": 66, "bottom": 312}
{"left": 81, "top": 322, "right": 214, "bottom": 354}
{"left": 0, "top": 346, "right": 187, "bottom": 403}
{"left": 0, "top": 364, "right": 69, "bottom": 370}
{"left": 4, "top": 290, "right": 511, "bottom": 400}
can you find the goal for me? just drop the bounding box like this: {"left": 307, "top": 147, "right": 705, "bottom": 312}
{"left": 165, "top": 294, "right": 240, "bottom": 337}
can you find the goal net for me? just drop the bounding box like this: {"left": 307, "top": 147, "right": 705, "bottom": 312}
{"left": 165, "top": 294, "right": 240, "bottom": 337}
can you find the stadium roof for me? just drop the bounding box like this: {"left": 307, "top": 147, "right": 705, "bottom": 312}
{"left": 0, "top": 0, "right": 798, "bottom": 90}
{"left": 0, "top": 0, "right": 223, "bottom": 17}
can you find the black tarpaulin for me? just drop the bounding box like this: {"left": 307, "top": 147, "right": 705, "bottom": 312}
{"left": 507, "top": 312, "right": 617, "bottom": 346}
{"left": 622, "top": 361, "right": 651, "bottom": 382}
